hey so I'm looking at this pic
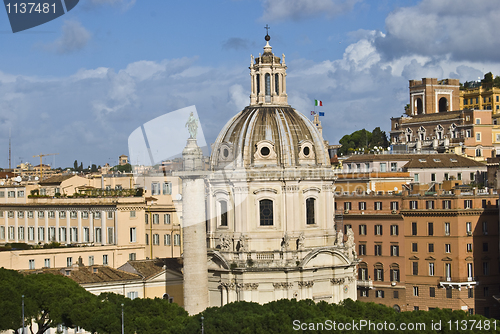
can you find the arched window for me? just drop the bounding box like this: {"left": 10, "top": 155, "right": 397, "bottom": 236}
{"left": 439, "top": 97, "right": 448, "bottom": 112}
{"left": 306, "top": 198, "right": 315, "bottom": 225}
{"left": 259, "top": 199, "right": 273, "bottom": 226}
{"left": 275, "top": 73, "right": 279, "bottom": 94}
{"left": 256, "top": 74, "right": 260, "bottom": 95}
{"left": 219, "top": 200, "right": 228, "bottom": 226}
{"left": 265, "top": 73, "right": 271, "bottom": 97}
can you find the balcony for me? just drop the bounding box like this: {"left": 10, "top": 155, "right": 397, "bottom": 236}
{"left": 439, "top": 276, "right": 477, "bottom": 290}
{"left": 357, "top": 279, "right": 373, "bottom": 289}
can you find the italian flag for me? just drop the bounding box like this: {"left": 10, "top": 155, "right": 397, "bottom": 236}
{"left": 315, "top": 100, "right": 323, "bottom": 106}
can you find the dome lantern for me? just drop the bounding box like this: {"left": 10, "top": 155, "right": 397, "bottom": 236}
{"left": 249, "top": 32, "right": 288, "bottom": 106}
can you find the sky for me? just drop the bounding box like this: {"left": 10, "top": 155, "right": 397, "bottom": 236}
{"left": 1, "top": 0, "right": 500, "bottom": 168}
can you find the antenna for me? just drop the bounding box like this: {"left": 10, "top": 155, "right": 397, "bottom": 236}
{"left": 8, "top": 128, "right": 11, "bottom": 170}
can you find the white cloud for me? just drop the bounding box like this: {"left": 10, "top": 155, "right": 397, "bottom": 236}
{"left": 374, "top": 0, "right": 500, "bottom": 62}
{"left": 261, "top": 0, "right": 360, "bottom": 21}
{"left": 43, "top": 20, "right": 91, "bottom": 54}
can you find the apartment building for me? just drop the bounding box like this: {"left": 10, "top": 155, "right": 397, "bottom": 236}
{"left": 336, "top": 185, "right": 499, "bottom": 317}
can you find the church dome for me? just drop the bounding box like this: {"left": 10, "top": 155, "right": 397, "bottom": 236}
{"left": 210, "top": 105, "right": 330, "bottom": 169}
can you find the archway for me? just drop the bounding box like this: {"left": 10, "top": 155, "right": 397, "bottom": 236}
{"left": 439, "top": 97, "right": 448, "bottom": 112}
{"left": 415, "top": 98, "right": 423, "bottom": 114}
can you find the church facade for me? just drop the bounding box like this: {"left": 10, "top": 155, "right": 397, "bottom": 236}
{"left": 179, "top": 35, "right": 358, "bottom": 312}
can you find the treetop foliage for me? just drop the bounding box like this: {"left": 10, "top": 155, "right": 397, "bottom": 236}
{"left": 338, "top": 127, "right": 389, "bottom": 156}
{"left": 0, "top": 269, "right": 497, "bottom": 334}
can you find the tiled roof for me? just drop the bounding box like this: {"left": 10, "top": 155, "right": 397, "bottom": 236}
{"left": 21, "top": 265, "right": 142, "bottom": 284}
{"left": 119, "top": 258, "right": 182, "bottom": 279}
{"left": 344, "top": 154, "right": 485, "bottom": 168}
{"left": 39, "top": 174, "right": 80, "bottom": 185}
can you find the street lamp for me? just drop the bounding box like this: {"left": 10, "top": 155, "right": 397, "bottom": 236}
{"left": 21, "top": 295, "right": 25, "bottom": 334}
{"left": 121, "top": 303, "right": 124, "bottom": 334}
{"left": 201, "top": 316, "right": 204, "bottom": 334}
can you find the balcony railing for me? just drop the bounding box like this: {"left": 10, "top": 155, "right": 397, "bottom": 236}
{"left": 357, "top": 279, "right": 373, "bottom": 289}
{"left": 439, "top": 276, "right": 477, "bottom": 289}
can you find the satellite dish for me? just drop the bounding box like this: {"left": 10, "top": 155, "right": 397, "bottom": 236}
{"left": 0, "top": 182, "right": 4, "bottom": 186}
{"left": 15, "top": 176, "right": 22, "bottom": 182}
{"left": 394, "top": 187, "right": 398, "bottom": 191}
{"left": 34, "top": 176, "right": 39, "bottom": 181}
{"left": 176, "top": 194, "right": 182, "bottom": 201}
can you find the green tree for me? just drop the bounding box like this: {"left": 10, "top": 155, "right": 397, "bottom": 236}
{"left": 0, "top": 268, "right": 24, "bottom": 332}
{"left": 338, "top": 127, "right": 389, "bottom": 156}
{"left": 73, "top": 160, "right": 78, "bottom": 171}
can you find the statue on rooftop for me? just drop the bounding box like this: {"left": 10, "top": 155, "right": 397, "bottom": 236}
{"left": 185, "top": 112, "right": 198, "bottom": 139}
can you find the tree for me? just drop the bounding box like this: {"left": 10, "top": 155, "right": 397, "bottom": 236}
{"left": 0, "top": 268, "right": 24, "bottom": 332}
{"left": 338, "top": 127, "right": 389, "bottom": 156}
{"left": 73, "top": 160, "right": 78, "bottom": 171}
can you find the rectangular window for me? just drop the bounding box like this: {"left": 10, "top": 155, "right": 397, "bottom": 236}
{"left": 18, "top": 226, "right": 25, "bottom": 240}
{"left": 482, "top": 221, "right": 488, "bottom": 235}
{"left": 412, "top": 262, "right": 418, "bottom": 275}
{"left": 152, "top": 213, "right": 159, "bottom": 224}
{"left": 391, "top": 162, "right": 397, "bottom": 171}
{"left": 390, "top": 225, "right": 399, "bottom": 236}
{"left": 0, "top": 191, "right": 4, "bottom": 198}
{"left": 375, "top": 268, "right": 384, "bottom": 281}
{"left": 376, "top": 290, "right": 384, "bottom": 298}
{"left": 426, "top": 201, "right": 434, "bottom": 209}
{"left": 17, "top": 211, "right": 24, "bottom": 219}
{"left": 358, "top": 202, "right": 366, "bottom": 210}
{"left": 48, "top": 211, "right": 55, "bottom": 219}
{"left": 7, "top": 191, "right": 15, "bottom": 198}
{"left": 374, "top": 202, "right": 382, "bottom": 210}
{"left": 28, "top": 227, "right": 34, "bottom": 241}
{"left": 69, "top": 211, "right": 77, "bottom": 219}
{"left": 360, "top": 290, "right": 368, "bottom": 297}
{"left": 483, "top": 243, "right": 489, "bottom": 252}
{"left": 443, "top": 200, "right": 451, "bottom": 209}
{"left": 466, "top": 222, "right": 472, "bottom": 234}
{"left": 130, "top": 211, "right": 136, "bottom": 218}
{"left": 412, "top": 222, "right": 417, "bottom": 235}
{"left": 95, "top": 228, "right": 102, "bottom": 243}
{"left": 414, "top": 173, "right": 419, "bottom": 182}
{"left": 70, "top": 227, "right": 78, "bottom": 242}
{"left": 153, "top": 233, "right": 160, "bottom": 245}
{"left": 444, "top": 173, "right": 449, "bottom": 180}
{"left": 83, "top": 227, "right": 89, "bottom": 243}
{"left": 130, "top": 227, "right": 136, "bottom": 242}
{"left": 67, "top": 257, "right": 73, "bottom": 267}
{"left": 391, "top": 245, "right": 399, "bottom": 257}
{"left": 359, "top": 225, "right": 367, "bottom": 235}
{"left": 390, "top": 201, "right": 399, "bottom": 211}
{"left": 358, "top": 267, "right": 368, "bottom": 280}
{"left": 457, "top": 173, "right": 462, "bottom": 180}
{"left": 483, "top": 262, "right": 489, "bottom": 275}
{"left": 8, "top": 226, "right": 14, "bottom": 240}
{"left": 59, "top": 227, "right": 66, "bottom": 242}
{"left": 466, "top": 130, "right": 471, "bottom": 137}
{"left": 428, "top": 222, "right": 433, "bottom": 236}
{"left": 374, "top": 244, "right": 382, "bottom": 256}
{"left": 358, "top": 244, "right": 366, "bottom": 255}
{"left": 107, "top": 228, "right": 114, "bottom": 244}
{"left": 107, "top": 212, "right": 113, "bottom": 220}
{"left": 380, "top": 163, "right": 387, "bottom": 172}
{"left": 476, "top": 132, "right": 481, "bottom": 141}
{"left": 27, "top": 211, "right": 33, "bottom": 219}
{"left": 410, "top": 201, "right": 418, "bottom": 209}
{"left": 430, "top": 287, "right": 435, "bottom": 297}
{"left": 464, "top": 200, "right": 472, "bottom": 209}
{"left": 174, "top": 234, "right": 181, "bottom": 246}
{"left": 446, "top": 288, "right": 452, "bottom": 298}
{"left": 374, "top": 225, "right": 382, "bottom": 235}
{"left": 88, "top": 256, "right": 94, "bottom": 266}
{"left": 93, "top": 212, "right": 101, "bottom": 220}
{"left": 29, "top": 259, "right": 35, "bottom": 270}
{"left": 445, "top": 244, "right": 451, "bottom": 253}
{"left": 391, "top": 269, "right": 399, "bottom": 282}
{"left": 413, "top": 286, "right": 419, "bottom": 296}
{"left": 151, "top": 183, "right": 160, "bottom": 195}
{"left": 164, "top": 234, "right": 171, "bottom": 246}
{"left": 164, "top": 213, "right": 171, "bottom": 224}
{"left": 431, "top": 173, "right": 436, "bottom": 182}
{"left": 429, "top": 263, "right": 435, "bottom": 276}
{"left": 0, "top": 226, "right": 4, "bottom": 240}
{"left": 103, "top": 255, "right": 108, "bottom": 265}
{"left": 48, "top": 227, "right": 56, "bottom": 241}
{"left": 59, "top": 211, "right": 66, "bottom": 219}
{"left": 163, "top": 182, "right": 172, "bottom": 195}
{"left": 470, "top": 172, "right": 475, "bottom": 181}
{"left": 344, "top": 202, "right": 351, "bottom": 211}
{"left": 44, "top": 258, "right": 50, "bottom": 268}
{"left": 428, "top": 243, "right": 434, "bottom": 253}
{"left": 127, "top": 291, "right": 139, "bottom": 300}
{"left": 468, "top": 288, "right": 473, "bottom": 298}
{"left": 467, "top": 263, "right": 473, "bottom": 279}
{"left": 145, "top": 213, "right": 148, "bottom": 224}
{"left": 412, "top": 243, "right": 418, "bottom": 252}
{"left": 467, "top": 243, "right": 472, "bottom": 252}
{"left": 129, "top": 253, "right": 136, "bottom": 261}
{"left": 444, "top": 222, "right": 450, "bottom": 236}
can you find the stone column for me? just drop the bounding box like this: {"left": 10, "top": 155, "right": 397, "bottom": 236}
{"left": 178, "top": 138, "right": 209, "bottom": 315}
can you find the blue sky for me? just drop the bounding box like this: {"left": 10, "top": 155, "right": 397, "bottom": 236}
{"left": 1, "top": 0, "right": 500, "bottom": 168}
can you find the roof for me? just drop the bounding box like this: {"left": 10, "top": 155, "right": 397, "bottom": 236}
{"left": 0, "top": 172, "right": 15, "bottom": 179}
{"left": 21, "top": 265, "right": 142, "bottom": 284}
{"left": 344, "top": 154, "right": 485, "bottom": 168}
{"left": 39, "top": 174, "right": 79, "bottom": 185}
{"left": 118, "top": 258, "right": 183, "bottom": 279}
